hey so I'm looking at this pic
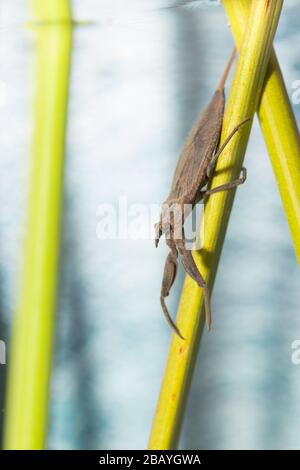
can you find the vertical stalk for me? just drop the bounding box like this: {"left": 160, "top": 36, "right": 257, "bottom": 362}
{"left": 148, "top": 0, "right": 283, "bottom": 450}
{"left": 225, "top": 0, "right": 300, "bottom": 264}
{"left": 4, "top": 0, "right": 72, "bottom": 449}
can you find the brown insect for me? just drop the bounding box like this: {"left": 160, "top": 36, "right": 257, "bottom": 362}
{"left": 155, "top": 50, "right": 251, "bottom": 339}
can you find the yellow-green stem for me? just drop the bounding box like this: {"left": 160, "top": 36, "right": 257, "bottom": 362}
{"left": 148, "top": 0, "right": 283, "bottom": 450}
{"left": 227, "top": 0, "right": 300, "bottom": 264}
{"left": 4, "top": 0, "right": 72, "bottom": 450}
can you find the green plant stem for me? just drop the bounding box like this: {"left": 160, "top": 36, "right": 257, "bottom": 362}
{"left": 148, "top": 0, "right": 283, "bottom": 450}
{"left": 226, "top": 0, "right": 300, "bottom": 264}
{"left": 3, "top": 0, "right": 72, "bottom": 450}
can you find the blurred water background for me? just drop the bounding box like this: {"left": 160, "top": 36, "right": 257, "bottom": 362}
{"left": 1, "top": 0, "right": 300, "bottom": 450}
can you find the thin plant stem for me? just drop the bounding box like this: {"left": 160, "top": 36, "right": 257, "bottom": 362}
{"left": 3, "top": 0, "right": 72, "bottom": 450}
{"left": 225, "top": 0, "right": 300, "bottom": 264}
{"left": 148, "top": 0, "right": 283, "bottom": 450}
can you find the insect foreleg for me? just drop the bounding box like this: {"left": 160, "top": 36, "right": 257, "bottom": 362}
{"left": 160, "top": 247, "right": 184, "bottom": 339}
{"left": 181, "top": 250, "right": 211, "bottom": 330}
{"left": 176, "top": 230, "right": 212, "bottom": 331}
{"left": 154, "top": 222, "right": 162, "bottom": 248}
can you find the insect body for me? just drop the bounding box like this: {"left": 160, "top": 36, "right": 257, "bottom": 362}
{"left": 155, "top": 50, "right": 250, "bottom": 339}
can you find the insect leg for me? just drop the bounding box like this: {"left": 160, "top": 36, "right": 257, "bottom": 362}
{"left": 154, "top": 222, "right": 162, "bottom": 247}
{"left": 204, "top": 167, "right": 247, "bottom": 200}
{"left": 179, "top": 245, "right": 212, "bottom": 331}
{"left": 160, "top": 246, "right": 184, "bottom": 339}
{"left": 207, "top": 118, "right": 251, "bottom": 178}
